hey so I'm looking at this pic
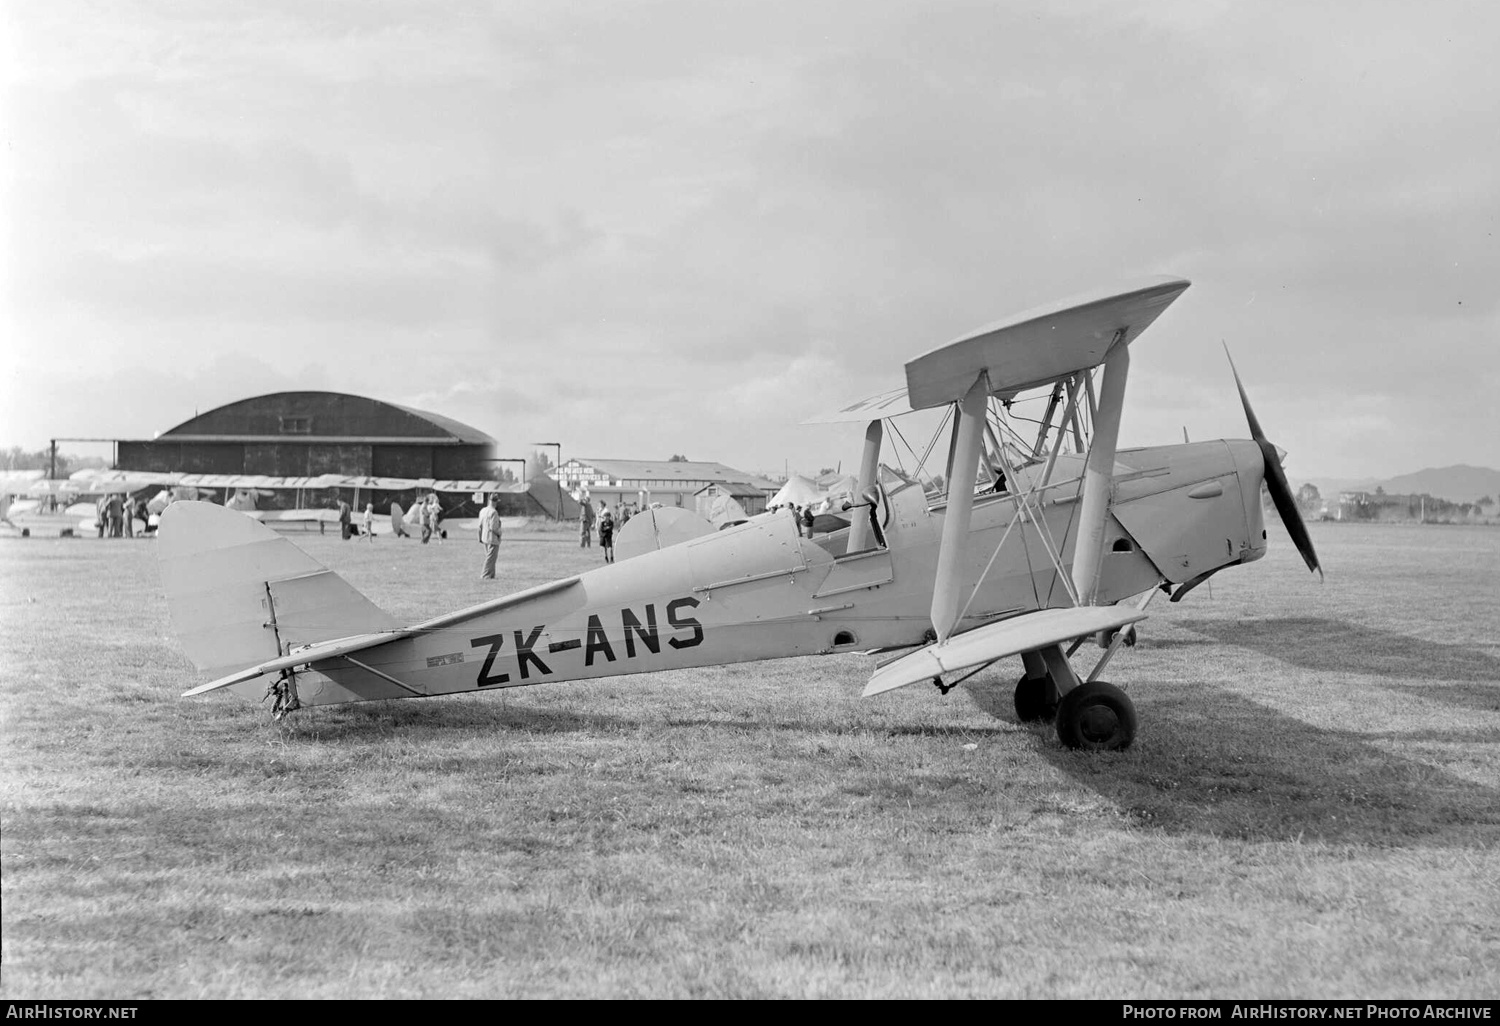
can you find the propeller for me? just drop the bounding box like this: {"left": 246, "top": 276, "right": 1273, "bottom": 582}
{"left": 1223, "top": 343, "right": 1323, "bottom": 581}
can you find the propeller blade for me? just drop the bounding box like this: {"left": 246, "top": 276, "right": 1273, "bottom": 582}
{"left": 1223, "top": 344, "right": 1323, "bottom": 580}
{"left": 1222, "top": 343, "right": 1265, "bottom": 441}
{"left": 1256, "top": 437, "right": 1322, "bottom": 579}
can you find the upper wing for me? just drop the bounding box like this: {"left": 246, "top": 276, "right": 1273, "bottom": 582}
{"left": 904, "top": 276, "right": 1190, "bottom": 410}
{"left": 862, "top": 605, "right": 1149, "bottom": 697}
{"left": 803, "top": 276, "right": 1190, "bottom": 424}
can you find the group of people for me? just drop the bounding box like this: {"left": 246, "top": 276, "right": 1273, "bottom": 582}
{"left": 580, "top": 499, "right": 636, "bottom": 564}
{"left": 767, "top": 502, "right": 818, "bottom": 538}
{"left": 95, "top": 493, "right": 148, "bottom": 538}
{"left": 337, "top": 490, "right": 498, "bottom": 581}
{"left": 337, "top": 494, "right": 445, "bottom": 542}
{"left": 413, "top": 494, "right": 444, "bottom": 543}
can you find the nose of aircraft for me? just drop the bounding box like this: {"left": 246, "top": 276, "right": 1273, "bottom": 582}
{"left": 1224, "top": 345, "right": 1323, "bottom": 580}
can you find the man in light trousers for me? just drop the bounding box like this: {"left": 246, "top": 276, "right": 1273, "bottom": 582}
{"left": 477, "top": 493, "right": 503, "bottom": 580}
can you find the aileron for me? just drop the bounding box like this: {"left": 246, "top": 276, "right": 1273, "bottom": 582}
{"left": 862, "top": 606, "right": 1150, "bottom": 698}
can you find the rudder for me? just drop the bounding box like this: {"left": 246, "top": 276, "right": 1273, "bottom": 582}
{"left": 158, "top": 501, "right": 399, "bottom": 700}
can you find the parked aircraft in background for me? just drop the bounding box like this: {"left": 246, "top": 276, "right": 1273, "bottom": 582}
{"left": 8, "top": 471, "right": 522, "bottom": 536}
{"left": 0, "top": 471, "right": 173, "bottom": 536}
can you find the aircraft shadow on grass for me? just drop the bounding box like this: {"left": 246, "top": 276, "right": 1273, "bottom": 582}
{"left": 974, "top": 676, "right": 1500, "bottom": 849}
{"left": 306, "top": 680, "right": 1499, "bottom": 850}
{"left": 284, "top": 615, "right": 1499, "bottom": 848}
{"left": 294, "top": 692, "right": 1019, "bottom": 742}
{"left": 1177, "top": 616, "right": 1500, "bottom": 714}
{"left": 292, "top": 699, "right": 620, "bottom": 739}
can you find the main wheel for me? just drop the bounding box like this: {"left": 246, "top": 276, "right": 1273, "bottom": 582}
{"left": 1055, "top": 681, "right": 1136, "bottom": 751}
{"left": 1013, "top": 675, "right": 1058, "bottom": 723}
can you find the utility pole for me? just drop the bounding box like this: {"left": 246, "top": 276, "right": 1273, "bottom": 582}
{"left": 533, "top": 442, "right": 563, "bottom": 520}
{"left": 48, "top": 437, "right": 119, "bottom": 479}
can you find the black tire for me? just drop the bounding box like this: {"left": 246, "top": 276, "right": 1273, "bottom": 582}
{"left": 1055, "top": 681, "right": 1137, "bottom": 751}
{"left": 1013, "top": 675, "right": 1058, "bottom": 723}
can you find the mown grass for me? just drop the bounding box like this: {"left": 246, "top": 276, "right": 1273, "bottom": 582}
{"left": 1, "top": 522, "right": 1497, "bottom": 998}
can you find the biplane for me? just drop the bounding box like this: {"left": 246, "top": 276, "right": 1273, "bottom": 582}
{"left": 158, "top": 276, "right": 1320, "bottom": 750}
{"left": 1, "top": 471, "right": 174, "bottom": 536}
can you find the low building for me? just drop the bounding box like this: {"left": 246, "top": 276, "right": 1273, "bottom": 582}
{"left": 555, "top": 458, "right": 777, "bottom": 515}
{"left": 1336, "top": 490, "right": 1451, "bottom": 522}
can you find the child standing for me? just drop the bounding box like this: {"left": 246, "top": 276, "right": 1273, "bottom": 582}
{"left": 598, "top": 505, "right": 615, "bottom": 564}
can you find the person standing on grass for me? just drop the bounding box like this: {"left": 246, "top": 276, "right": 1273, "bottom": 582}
{"left": 106, "top": 492, "right": 124, "bottom": 537}
{"left": 362, "top": 503, "right": 375, "bottom": 542}
{"left": 580, "top": 499, "right": 594, "bottom": 548}
{"left": 477, "top": 493, "right": 503, "bottom": 580}
{"left": 597, "top": 503, "right": 615, "bottom": 564}
{"left": 337, "top": 498, "right": 352, "bottom": 540}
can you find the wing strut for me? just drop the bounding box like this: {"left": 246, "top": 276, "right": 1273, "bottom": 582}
{"left": 1030, "top": 381, "right": 1065, "bottom": 459}
{"left": 929, "top": 373, "right": 990, "bottom": 642}
{"left": 1069, "top": 331, "right": 1129, "bottom": 605}
{"left": 1039, "top": 372, "right": 1084, "bottom": 489}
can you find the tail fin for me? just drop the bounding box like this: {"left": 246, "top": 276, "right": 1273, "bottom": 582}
{"left": 158, "top": 502, "right": 398, "bottom": 700}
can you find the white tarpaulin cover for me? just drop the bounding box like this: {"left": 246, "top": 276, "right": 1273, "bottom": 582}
{"left": 770, "top": 473, "right": 859, "bottom": 514}
{"left": 698, "top": 492, "right": 749, "bottom": 527}
{"left": 768, "top": 474, "right": 823, "bottom": 509}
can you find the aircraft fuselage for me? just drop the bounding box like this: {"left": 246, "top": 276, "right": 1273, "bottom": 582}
{"left": 279, "top": 438, "right": 1268, "bottom": 708}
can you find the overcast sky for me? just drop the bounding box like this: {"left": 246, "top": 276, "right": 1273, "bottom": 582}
{"left": 2, "top": 0, "right": 1495, "bottom": 482}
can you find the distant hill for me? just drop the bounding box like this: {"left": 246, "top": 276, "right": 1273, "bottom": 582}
{"left": 1298, "top": 465, "right": 1500, "bottom": 505}
{"left": 1374, "top": 465, "right": 1500, "bottom": 503}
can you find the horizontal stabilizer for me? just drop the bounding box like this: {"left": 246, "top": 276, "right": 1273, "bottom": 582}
{"left": 182, "top": 629, "right": 413, "bottom": 697}
{"left": 862, "top": 605, "right": 1149, "bottom": 698}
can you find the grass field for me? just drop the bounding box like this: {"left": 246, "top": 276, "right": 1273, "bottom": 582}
{"left": 2, "top": 521, "right": 1497, "bottom": 998}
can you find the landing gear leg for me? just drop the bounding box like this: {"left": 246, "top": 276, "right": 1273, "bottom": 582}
{"left": 266, "top": 670, "right": 301, "bottom": 720}
{"left": 1013, "top": 651, "right": 1058, "bottom": 722}
{"left": 1018, "top": 643, "right": 1138, "bottom": 751}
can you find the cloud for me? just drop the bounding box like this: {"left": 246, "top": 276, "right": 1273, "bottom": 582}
{"left": 2, "top": 0, "right": 1497, "bottom": 481}
{"left": 0, "top": 352, "right": 332, "bottom": 446}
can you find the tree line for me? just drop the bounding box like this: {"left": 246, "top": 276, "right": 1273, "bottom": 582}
{"left": 0, "top": 447, "right": 110, "bottom": 477}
